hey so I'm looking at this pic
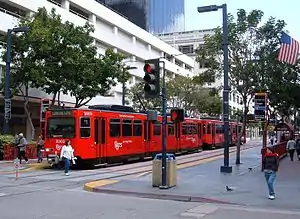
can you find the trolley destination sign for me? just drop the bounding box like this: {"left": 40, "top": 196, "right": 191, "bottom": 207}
{"left": 51, "top": 110, "right": 73, "bottom": 116}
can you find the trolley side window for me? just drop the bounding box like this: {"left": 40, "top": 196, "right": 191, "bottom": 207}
{"left": 110, "top": 119, "right": 120, "bottom": 137}
{"left": 203, "top": 124, "right": 206, "bottom": 134}
{"left": 198, "top": 124, "right": 202, "bottom": 138}
{"left": 80, "top": 117, "right": 91, "bottom": 138}
{"left": 216, "top": 124, "right": 223, "bottom": 134}
{"left": 122, "top": 119, "right": 132, "bottom": 137}
{"left": 192, "top": 124, "right": 197, "bottom": 134}
{"left": 238, "top": 125, "right": 242, "bottom": 134}
{"left": 207, "top": 124, "right": 211, "bottom": 134}
{"left": 101, "top": 119, "right": 106, "bottom": 144}
{"left": 133, "top": 120, "right": 142, "bottom": 136}
{"left": 168, "top": 123, "right": 174, "bottom": 136}
{"left": 153, "top": 122, "right": 161, "bottom": 136}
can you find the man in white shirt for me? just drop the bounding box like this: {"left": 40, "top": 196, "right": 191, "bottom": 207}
{"left": 286, "top": 139, "right": 296, "bottom": 161}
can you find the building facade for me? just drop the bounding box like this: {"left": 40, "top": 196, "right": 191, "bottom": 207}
{"left": 0, "top": 0, "right": 194, "bottom": 139}
{"left": 158, "top": 29, "right": 253, "bottom": 116}
{"left": 102, "top": 0, "right": 185, "bottom": 34}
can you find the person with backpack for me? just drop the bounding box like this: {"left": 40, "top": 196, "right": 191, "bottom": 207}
{"left": 286, "top": 138, "right": 296, "bottom": 161}
{"left": 17, "top": 133, "right": 29, "bottom": 164}
{"left": 262, "top": 146, "right": 279, "bottom": 200}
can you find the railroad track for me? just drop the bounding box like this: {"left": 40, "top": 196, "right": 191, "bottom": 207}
{"left": 0, "top": 143, "right": 260, "bottom": 190}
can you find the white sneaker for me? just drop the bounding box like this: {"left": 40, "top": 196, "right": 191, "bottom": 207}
{"left": 65, "top": 173, "right": 69, "bottom": 176}
{"left": 268, "top": 195, "right": 275, "bottom": 200}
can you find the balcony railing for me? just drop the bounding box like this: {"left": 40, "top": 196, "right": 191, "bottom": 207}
{"left": 0, "top": 6, "right": 23, "bottom": 19}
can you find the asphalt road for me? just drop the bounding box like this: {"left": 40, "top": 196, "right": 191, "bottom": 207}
{"left": 2, "top": 139, "right": 295, "bottom": 219}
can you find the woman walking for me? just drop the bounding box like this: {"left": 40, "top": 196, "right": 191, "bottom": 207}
{"left": 262, "top": 146, "right": 279, "bottom": 200}
{"left": 60, "top": 140, "right": 74, "bottom": 176}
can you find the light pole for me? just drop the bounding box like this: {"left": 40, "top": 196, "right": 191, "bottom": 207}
{"left": 122, "top": 66, "right": 137, "bottom": 106}
{"left": 197, "top": 4, "right": 232, "bottom": 173}
{"left": 3, "top": 27, "right": 29, "bottom": 134}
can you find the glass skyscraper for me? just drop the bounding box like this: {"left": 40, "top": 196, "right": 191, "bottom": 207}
{"left": 101, "top": 0, "right": 185, "bottom": 34}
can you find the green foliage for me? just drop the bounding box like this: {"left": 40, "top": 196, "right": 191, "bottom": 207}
{"left": 255, "top": 17, "right": 300, "bottom": 116}
{"left": 126, "top": 76, "right": 222, "bottom": 116}
{"left": 1, "top": 7, "right": 128, "bottom": 108}
{"left": 196, "top": 8, "right": 300, "bottom": 126}
{"left": 0, "top": 135, "right": 15, "bottom": 145}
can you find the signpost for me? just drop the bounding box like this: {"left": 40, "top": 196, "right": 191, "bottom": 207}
{"left": 4, "top": 99, "right": 11, "bottom": 120}
{"left": 14, "top": 158, "right": 20, "bottom": 180}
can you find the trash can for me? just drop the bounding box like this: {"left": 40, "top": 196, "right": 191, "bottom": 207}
{"left": 152, "top": 153, "right": 176, "bottom": 188}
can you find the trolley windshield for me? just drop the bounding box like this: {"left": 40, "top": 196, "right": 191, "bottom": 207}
{"left": 47, "top": 117, "right": 75, "bottom": 138}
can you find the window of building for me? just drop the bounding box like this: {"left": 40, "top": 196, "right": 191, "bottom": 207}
{"left": 110, "top": 119, "right": 120, "bottom": 137}
{"left": 0, "top": 1, "right": 27, "bottom": 18}
{"left": 80, "top": 117, "right": 91, "bottom": 138}
{"left": 47, "top": 0, "right": 62, "bottom": 6}
{"left": 178, "top": 45, "right": 194, "bottom": 54}
{"left": 69, "top": 4, "right": 89, "bottom": 20}
{"left": 133, "top": 120, "right": 142, "bottom": 136}
{"left": 122, "top": 119, "right": 132, "bottom": 137}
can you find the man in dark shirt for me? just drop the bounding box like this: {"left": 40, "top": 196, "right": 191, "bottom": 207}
{"left": 262, "top": 146, "right": 279, "bottom": 200}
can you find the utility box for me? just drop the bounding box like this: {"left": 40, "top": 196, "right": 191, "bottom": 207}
{"left": 152, "top": 153, "right": 176, "bottom": 188}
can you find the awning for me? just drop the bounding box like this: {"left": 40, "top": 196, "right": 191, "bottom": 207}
{"left": 274, "top": 122, "right": 294, "bottom": 132}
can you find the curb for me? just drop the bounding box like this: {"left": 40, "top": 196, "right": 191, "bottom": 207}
{"left": 0, "top": 162, "right": 47, "bottom": 174}
{"left": 86, "top": 187, "right": 237, "bottom": 205}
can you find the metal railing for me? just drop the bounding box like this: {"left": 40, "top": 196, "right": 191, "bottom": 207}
{"left": 0, "top": 6, "right": 23, "bottom": 19}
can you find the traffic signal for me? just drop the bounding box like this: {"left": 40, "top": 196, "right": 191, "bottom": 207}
{"left": 143, "top": 59, "right": 160, "bottom": 98}
{"left": 254, "top": 93, "right": 267, "bottom": 121}
{"left": 170, "top": 108, "right": 185, "bottom": 122}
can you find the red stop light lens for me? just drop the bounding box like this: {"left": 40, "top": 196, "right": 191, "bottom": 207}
{"left": 171, "top": 111, "right": 178, "bottom": 120}
{"left": 144, "top": 64, "right": 152, "bottom": 73}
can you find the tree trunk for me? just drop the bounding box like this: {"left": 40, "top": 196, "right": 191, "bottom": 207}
{"left": 236, "top": 100, "right": 248, "bottom": 165}
{"left": 51, "top": 92, "right": 57, "bottom": 107}
{"left": 57, "top": 90, "right": 61, "bottom": 106}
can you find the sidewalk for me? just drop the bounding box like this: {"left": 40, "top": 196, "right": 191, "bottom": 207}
{"left": 180, "top": 203, "right": 300, "bottom": 219}
{"left": 84, "top": 144, "right": 300, "bottom": 211}
{"left": 0, "top": 159, "right": 47, "bottom": 173}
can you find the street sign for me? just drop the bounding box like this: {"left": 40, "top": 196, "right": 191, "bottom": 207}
{"left": 4, "top": 99, "right": 11, "bottom": 120}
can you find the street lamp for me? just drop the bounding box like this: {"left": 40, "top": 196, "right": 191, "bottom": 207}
{"left": 3, "top": 26, "right": 29, "bottom": 134}
{"left": 197, "top": 4, "right": 232, "bottom": 173}
{"left": 122, "top": 66, "right": 137, "bottom": 106}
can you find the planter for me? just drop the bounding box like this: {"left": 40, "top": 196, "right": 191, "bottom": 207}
{"left": 3, "top": 144, "right": 38, "bottom": 161}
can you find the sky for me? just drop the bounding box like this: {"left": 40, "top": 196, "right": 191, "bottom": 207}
{"left": 185, "top": 0, "right": 300, "bottom": 41}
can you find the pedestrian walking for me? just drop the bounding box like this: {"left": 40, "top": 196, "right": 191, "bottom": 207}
{"left": 296, "top": 138, "right": 300, "bottom": 161}
{"left": 262, "top": 146, "right": 279, "bottom": 200}
{"left": 36, "top": 135, "right": 44, "bottom": 163}
{"left": 286, "top": 138, "right": 296, "bottom": 161}
{"left": 17, "top": 133, "right": 29, "bottom": 164}
{"left": 270, "top": 135, "right": 275, "bottom": 145}
{"left": 60, "top": 140, "right": 74, "bottom": 176}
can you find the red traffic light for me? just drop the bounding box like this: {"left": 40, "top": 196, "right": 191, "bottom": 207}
{"left": 170, "top": 109, "right": 184, "bottom": 122}
{"left": 171, "top": 111, "right": 178, "bottom": 120}
{"left": 144, "top": 63, "right": 156, "bottom": 73}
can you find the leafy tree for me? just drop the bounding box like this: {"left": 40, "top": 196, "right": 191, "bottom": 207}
{"left": 1, "top": 7, "right": 129, "bottom": 138}
{"left": 195, "top": 9, "right": 297, "bottom": 151}
{"left": 255, "top": 17, "right": 300, "bottom": 118}
{"left": 126, "top": 76, "right": 222, "bottom": 116}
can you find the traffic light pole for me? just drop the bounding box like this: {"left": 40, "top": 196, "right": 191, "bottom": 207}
{"left": 159, "top": 61, "right": 168, "bottom": 189}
